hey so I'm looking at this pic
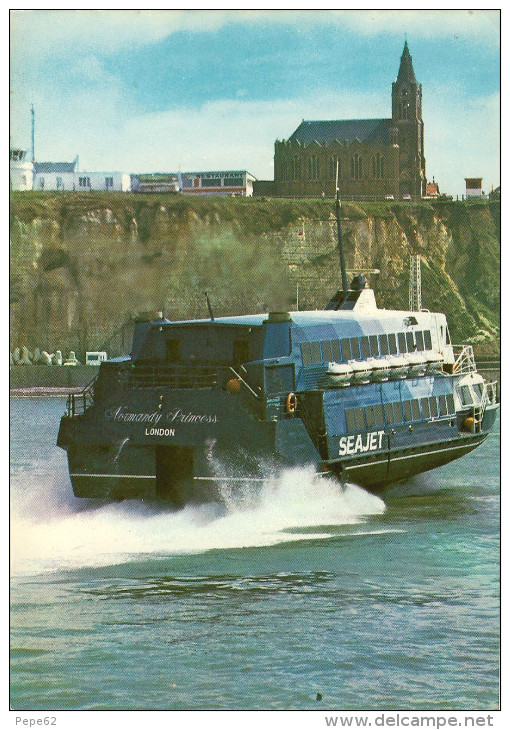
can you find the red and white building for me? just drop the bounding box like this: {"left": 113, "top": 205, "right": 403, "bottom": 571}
{"left": 465, "top": 177, "right": 483, "bottom": 199}
{"left": 179, "top": 170, "right": 256, "bottom": 196}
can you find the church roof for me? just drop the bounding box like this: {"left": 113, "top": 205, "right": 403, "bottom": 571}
{"left": 396, "top": 40, "right": 417, "bottom": 84}
{"left": 287, "top": 118, "right": 393, "bottom": 146}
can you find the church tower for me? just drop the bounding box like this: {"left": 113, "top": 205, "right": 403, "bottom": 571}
{"left": 392, "top": 41, "right": 426, "bottom": 198}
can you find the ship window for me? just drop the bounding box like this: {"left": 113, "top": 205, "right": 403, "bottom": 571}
{"left": 424, "top": 330, "right": 432, "bottom": 350}
{"left": 460, "top": 385, "right": 472, "bottom": 406}
{"left": 346, "top": 408, "right": 357, "bottom": 432}
{"left": 415, "top": 331, "right": 425, "bottom": 351}
{"left": 365, "top": 405, "right": 376, "bottom": 428}
{"left": 393, "top": 402, "right": 403, "bottom": 424}
{"left": 341, "top": 339, "right": 351, "bottom": 361}
{"left": 331, "top": 340, "right": 342, "bottom": 361}
{"left": 379, "top": 334, "right": 389, "bottom": 356}
{"left": 446, "top": 327, "right": 451, "bottom": 345}
{"left": 397, "top": 332, "right": 407, "bottom": 353}
{"left": 166, "top": 339, "right": 182, "bottom": 363}
{"left": 403, "top": 400, "right": 413, "bottom": 421}
{"left": 310, "top": 341, "right": 322, "bottom": 363}
{"left": 446, "top": 393, "right": 455, "bottom": 414}
{"left": 360, "top": 336, "right": 370, "bottom": 359}
{"left": 406, "top": 331, "right": 415, "bottom": 351}
{"left": 375, "top": 403, "right": 385, "bottom": 427}
{"left": 421, "top": 397, "right": 431, "bottom": 418}
{"left": 369, "top": 335, "right": 380, "bottom": 357}
{"left": 354, "top": 407, "right": 366, "bottom": 430}
{"left": 301, "top": 342, "right": 312, "bottom": 366}
{"left": 383, "top": 402, "right": 395, "bottom": 424}
{"left": 429, "top": 397, "right": 439, "bottom": 418}
{"left": 472, "top": 383, "right": 484, "bottom": 400}
{"left": 388, "top": 333, "right": 398, "bottom": 355}
{"left": 322, "top": 340, "right": 332, "bottom": 362}
{"left": 438, "top": 395, "right": 448, "bottom": 416}
{"left": 411, "top": 399, "right": 421, "bottom": 420}
{"left": 350, "top": 337, "right": 361, "bottom": 360}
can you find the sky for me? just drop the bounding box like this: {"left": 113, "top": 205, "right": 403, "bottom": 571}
{"left": 9, "top": 8, "right": 500, "bottom": 197}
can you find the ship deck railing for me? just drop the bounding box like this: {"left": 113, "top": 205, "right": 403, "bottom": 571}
{"left": 125, "top": 363, "right": 267, "bottom": 414}
{"left": 452, "top": 345, "right": 477, "bottom": 374}
{"left": 125, "top": 363, "right": 222, "bottom": 390}
{"left": 473, "top": 380, "right": 498, "bottom": 432}
{"left": 66, "top": 376, "right": 96, "bottom": 417}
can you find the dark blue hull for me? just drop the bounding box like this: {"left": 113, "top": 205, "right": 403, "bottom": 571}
{"left": 57, "top": 374, "right": 498, "bottom": 503}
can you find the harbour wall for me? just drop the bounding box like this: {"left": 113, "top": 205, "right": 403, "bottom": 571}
{"left": 10, "top": 193, "right": 500, "bottom": 362}
{"left": 10, "top": 365, "right": 99, "bottom": 391}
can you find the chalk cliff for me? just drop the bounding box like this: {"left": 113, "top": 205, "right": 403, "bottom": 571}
{"left": 10, "top": 193, "right": 500, "bottom": 359}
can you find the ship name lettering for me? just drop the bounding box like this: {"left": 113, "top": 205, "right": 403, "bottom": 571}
{"left": 166, "top": 408, "right": 218, "bottom": 424}
{"left": 105, "top": 406, "right": 163, "bottom": 425}
{"left": 339, "top": 430, "right": 384, "bottom": 456}
{"left": 145, "top": 428, "right": 176, "bottom": 437}
{"left": 104, "top": 406, "right": 218, "bottom": 426}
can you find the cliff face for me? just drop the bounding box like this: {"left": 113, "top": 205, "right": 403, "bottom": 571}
{"left": 10, "top": 193, "right": 500, "bottom": 359}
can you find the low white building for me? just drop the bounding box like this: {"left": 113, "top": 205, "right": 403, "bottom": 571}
{"left": 32, "top": 158, "right": 131, "bottom": 192}
{"left": 33, "top": 159, "right": 78, "bottom": 191}
{"left": 10, "top": 149, "right": 34, "bottom": 190}
{"left": 75, "top": 171, "right": 131, "bottom": 192}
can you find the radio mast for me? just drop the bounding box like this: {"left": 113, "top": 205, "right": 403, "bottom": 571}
{"left": 31, "top": 104, "right": 35, "bottom": 162}
{"left": 409, "top": 254, "right": 422, "bottom": 311}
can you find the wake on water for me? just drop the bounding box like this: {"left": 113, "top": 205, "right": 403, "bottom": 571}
{"left": 11, "top": 458, "right": 387, "bottom": 576}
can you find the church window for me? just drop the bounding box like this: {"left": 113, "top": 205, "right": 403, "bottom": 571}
{"left": 292, "top": 156, "right": 301, "bottom": 180}
{"left": 329, "top": 156, "right": 341, "bottom": 180}
{"left": 351, "top": 154, "right": 362, "bottom": 180}
{"left": 372, "top": 154, "right": 385, "bottom": 179}
{"left": 308, "top": 156, "right": 320, "bottom": 180}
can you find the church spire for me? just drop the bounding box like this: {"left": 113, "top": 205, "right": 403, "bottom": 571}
{"left": 396, "top": 40, "right": 417, "bottom": 84}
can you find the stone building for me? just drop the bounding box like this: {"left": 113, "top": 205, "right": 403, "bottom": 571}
{"left": 268, "top": 42, "right": 426, "bottom": 200}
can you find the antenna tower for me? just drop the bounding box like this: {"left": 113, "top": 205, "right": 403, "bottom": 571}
{"left": 409, "top": 254, "right": 422, "bottom": 311}
{"left": 31, "top": 104, "right": 35, "bottom": 162}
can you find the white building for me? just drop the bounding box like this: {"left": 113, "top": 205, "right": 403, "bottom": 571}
{"left": 33, "top": 159, "right": 78, "bottom": 191}
{"left": 465, "top": 177, "right": 483, "bottom": 200}
{"left": 10, "top": 149, "right": 34, "bottom": 190}
{"left": 75, "top": 171, "right": 131, "bottom": 192}
{"left": 33, "top": 158, "right": 131, "bottom": 192}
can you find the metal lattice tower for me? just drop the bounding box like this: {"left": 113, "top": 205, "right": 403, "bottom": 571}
{"left": 409, "top": 254, "right": 422, "bottom": 311}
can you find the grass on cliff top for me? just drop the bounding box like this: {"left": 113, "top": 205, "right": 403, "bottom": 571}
{"left": 10, "top": 189, "right": 498, "bottom": 226}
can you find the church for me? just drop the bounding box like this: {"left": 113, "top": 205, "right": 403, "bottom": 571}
{"left": 267, "top": 42, "right": 426, "bottom": 200}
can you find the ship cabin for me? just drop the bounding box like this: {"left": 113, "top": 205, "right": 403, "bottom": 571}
{"left": 96, "top": 286, "right": 455, "bottom": 428}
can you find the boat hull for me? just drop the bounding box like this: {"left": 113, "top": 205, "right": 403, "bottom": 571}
{"left": 58, "top": 395, "right": 498, "bottom": 503}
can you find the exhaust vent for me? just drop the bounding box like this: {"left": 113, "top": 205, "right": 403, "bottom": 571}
{"left": 266, "top": 311, "right": 291, "bottom": 323}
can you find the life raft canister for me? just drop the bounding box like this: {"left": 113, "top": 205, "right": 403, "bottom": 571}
{"left": 463, "top": 416, "right": 475, "bottom": 433}
{"left": 226, "top": 378, "right": 241, "bottom": 394}
{"left": 285, "top": 392, "right": 298, "bottom": 413}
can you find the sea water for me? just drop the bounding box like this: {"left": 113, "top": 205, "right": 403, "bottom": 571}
{"left": 10, "top": 398, "right": 500, "bottom": 711}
